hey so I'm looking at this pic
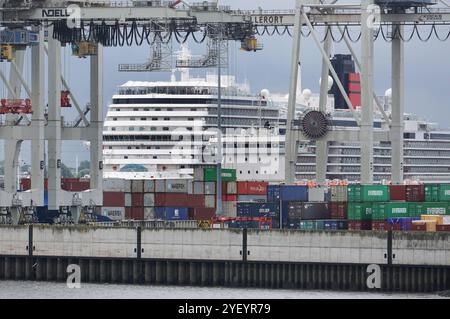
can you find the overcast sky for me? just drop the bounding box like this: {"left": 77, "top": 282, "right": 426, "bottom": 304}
{"left": 1, "top": 0, "right": 450, "bottom": 168}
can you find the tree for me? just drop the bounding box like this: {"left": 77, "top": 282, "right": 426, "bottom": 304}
{"left": 61, "top": 163, "right": 74, "bottom": 178}
{"left": 77, "top": 160, "right": 90, "bottom": 177}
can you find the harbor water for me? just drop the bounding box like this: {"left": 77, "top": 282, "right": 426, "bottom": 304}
{"left": 0, "top": 281, "right": 447, "bottom": 299}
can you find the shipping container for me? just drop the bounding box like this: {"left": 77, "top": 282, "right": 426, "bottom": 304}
{"left": 436, "top": 224, "right": 450, "bottom": 231}
{"left": 124, "top": 193, "right": 132, "bottom": 207}
{"left": 330, "top": 185, "right": 347, "bottom": 202}
{"left": 143, "top": 193, "right": 155, "bottom": 207}
{"left": 165, "top": 179, "right": 188, "bottom": 193}
{"left": 222, "top": 195, "right": 237, "bottom": 202}
{"left": 144, "top": 207, "right": 155, "bottom": 220}
{"left": 386, "top": 217, "right": 419, "bottom": 231}
{"left": 425, "top": 184, "right": 450, "bottom": 201}
{"left": 286, "top": 202, "right": 330, "bottom": 220}
{"left": 193, "top": 181, "right": 204, "bottom": 194}
{"left": 186, "top": 194, "right": 205, "bottom": 208}
{"left": 389, "top": 185, "right": 406, "bottom": 201}
{"left": 372, "top": 202, "right": 418, "bottom": 219}
{"left": 411, "top": 223, "right": 426, "bottom": 231}
{"left": 267, "top": 185, "right": 281, "bottom": 202}
{"left": 416, "top": 202, "right": 450, "bottom": 215}
{"left": 203, "top": 168, "right": 237, "bottom": 182}
{"left": 204, "top": 195, "right": 216, "bottom": 208}
{"left": 371, "top": 220, "right": 389, "bottom": 231}
{"left": 347, "top": 202, "right": 372, "bottom": 220}
{"left": 155, "top": 207, "right": 189, "bottom": 220}
{"left": 155, "top": 180, "right": 166, "bottom": 193}
{"left": 223, "top": 201, "right": 237, "bottom": 217}
{"left": 329, "top": 202, "right": 347, "bottom": 219}
{"left": 204, "top": 182, "right": 216, "bottom": 195}
{"left": 390, "top": 185, "right": 425, "bottom": 202}
{"left": 194, "top": 167, "right": 205, "bottom": 181}
{"left": 226, "top": 182, "right": 237, "bottom": 195}
{"left": 421, "top": 215, "right": 444, "bottom": 225}
{"left": 103, "top": 192, "right": 125, "bottom": 207}
{"left": 143, "top": 180, "right": 155, "bottom": 193}
{"left": 103, "top": 178, "right": 125, "bottom": 192}
{"left": 131, "top": 180, "right": 144, "bottom": 193}
{"left": 237, "top": 195, "right": 267, "bottom": 203}
{"left": 131, "top": 207, "right": 144, "bottom": 220}
{"left": 279, "top": 185, "right": 308, "bottom": 201}
{"left": 412, "top": 220, "right": 437, "bottom": 232}
{"left": 154, "top": 193, "right": 189, "bottom": 207}
{"left": 308, "top": 187, "right": 330, "bottom": 202}
{"left": 124, "top": 180, "right": 132, "bottom": 193}
{"left": 125, "top": 207, "right": 132, "bottom": 219}
{"left": 347, "top": 220, "right": 372, "bottom": 230}
{"left": 131, "top": 193, "right": 144, "bottom": 207}
{"left": 323, "top": 220, "right": 348, "bottom": 230}
{"left": 237, "top": 181, "right": 268, "bottom": 195}
{"left": 190, "top": 207, "right": 215, "bottom": 220}
{"left": 347, "top": 185, "right": 389, "bottom": 202}
{"left": 101, "top": 207, "right": 125, "bottom": 221}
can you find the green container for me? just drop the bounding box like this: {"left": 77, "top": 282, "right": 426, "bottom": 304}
{"left": 299, "top": 220, "right": 316, "bottom": 230}
{"left": 416, "top": 202, "right": 450, "bottom": 215}
{"left": 347, "top": 185, "right": 390, "bottom": 202}
{"left": 347, "top": 202, "right": 373, "bottom": 220}
{"left": 203, "top": 168, "right": 237, "bottom": 182}
{"left": 425, "top": 184, "right": 450, "bottom": 201}
{"left": 372, "top": 202, "right": 418, "bottom": 219}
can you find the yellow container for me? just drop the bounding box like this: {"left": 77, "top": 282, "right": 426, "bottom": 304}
{"left": 421, "top": 215, "right": 444, "bottom": 225}
{"left": 413, "top": 220, "right": 437, "bottom": 232}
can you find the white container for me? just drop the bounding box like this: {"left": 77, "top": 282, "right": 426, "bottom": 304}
{"left": 193, "top": 182, "right": 205, "bottom": 195}
{"left": 132, "top": 180, "right": 144, "bottom": 193}
{"left": 124, "top": 193, "right": 132, "bottom": 207}
{"left": 155, "top": 180, "right": 165, "bottom": 192}
{"left": 205, "top": 195, "right": 216, "bottom": 208}
{"left": 101, "top": 207, "right": 125, "bottom": 221}
{"left": 308, "top": 187, "right": 329, "bottom": 202}
{"left": 143, "top": 193, "right": 155, "bottom": 207}
{"left": 144, "top": 207, "right": 155, "bottom": 220}
{"left": 143, "top": 180, "right": 155, "bottom": 193}
{"left": 226, "top": 182, "right": 237, "bottom": 194}
{"left": 194, "top": 167, "right": 204, "bottom": 181}
{"left": 223, "top": 201, "right": 237, "bottom": 217}
{"left": 124, "top": 180, "right": 132, "bottom": 193}
{"left": 443, "top": 216, "right": 450, "bottom": 225}
{"left": 204, "top": 182, "right": 216, "bottom": 195}
{"left": 330, "top": 186, "right": 348, "bottom": 202}
{"left": 187, "top": 181, "right": 193, "bottom": 194}
{"left": 103, "top": 178, "right": 125, "bottom": 192}
{"left": 166, "top": 179, "right": 188, "bottom": 193}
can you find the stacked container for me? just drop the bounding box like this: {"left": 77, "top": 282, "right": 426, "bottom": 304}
{"left": 102, "top": 178, "right": 126, "bottom": 220}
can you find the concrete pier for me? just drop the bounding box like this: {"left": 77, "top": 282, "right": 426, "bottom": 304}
{"left": 0, "top": 225, "right": 449, "bottom": 292}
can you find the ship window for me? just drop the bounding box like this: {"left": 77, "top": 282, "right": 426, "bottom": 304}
{"left": 248, "top": 171, "right": 251, "bottom": 174}
{"left": 191, "top": 108, "right": 197, "bottom": 111}
{"left": 187, "top": 127, "right": 193, "bottom": 131}
{"left": 127, "top": 146, "right": 131, "bottom": 149}
{"left": 188, "top": 118, "right": 194, "bottom": 121}
{"left": 111, "top": 128, "right": 116, "bottom": 131}
{"left": 129, "top": 127, "right": 134, "bottom": 131}
{"left": 239, "top": 170, "right": 242, "bottom": 174}
{"left": 256, "top": 171, "right": 259, "bottom": 174}
{"left": 140, "top": 118, "right": 146, "bottom": 121}
{"left": 144, "top": 108, "right": 149, "bottom": 111}
{"left": 164, "top": 118, "right": 170, "bottom": 121}
{"left": 133, "top": 108, "right": 139, "bottom": 111}
{"left": 155, "top": 108, "right": 161, "bottom": 111}
{"left": 124, "top": 156, "right": 128, "bottom": 159}
{"left": 153, "top": 156, "right": 157, "bottom": 159}
{"left": 152, "top": 118, "right": 158, "bottom": 121}
{"left": 163, "top": 127, "right": 169, "bottom": 131}
{"left": 167, "top": 108, "right": 173, "bottom": 111}
{"left": 113, "top": 118, "right": 117, "bottom": 121}
{"left": 130, "top": 118, "right": 135, "bottom": 121}
{"left": 151, "top": 127, "right": 156, "bottom": 131}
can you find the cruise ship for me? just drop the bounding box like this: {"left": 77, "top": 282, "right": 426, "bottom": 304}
{"left": 102, "top": 52, "right": 450, "bottom": 183}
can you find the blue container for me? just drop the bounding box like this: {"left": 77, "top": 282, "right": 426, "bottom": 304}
{"left": 154, "top": 207, "right": 189, "bottom": 220}
{"left": 236, "top": 202, "right": 280, "bottom": 228}
{"left": 323, "top": 220, "right": 348, "bottom": 230}
{"left": 387, "top": 217, "right": 419, "bottom": 231}
{"left": 44, "top": 191, "right": 48, "bottom": 206}
{"left": 267, "top": 185, "right": 281, "bottom": 202}
{"left": 280, "top": 185, "right": 308, "bottom": 201}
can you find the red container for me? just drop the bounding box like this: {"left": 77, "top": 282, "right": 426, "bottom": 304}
{"left": 186, "top": 194, "right": 205, "bottom": 208}
{"left": 329, "top": 202, "right": 347, "bottom": 219}
{"left": 237, "top": 181, "right": 268, "bottom": 195}
{"left": 131, "top": 193, "right": 144, "bottom": 207}
{"left": 103, "top": 192, "right": 125, "bottom": 207}
{"left": 155, "top": 193, "right": 188, "bottom": 207}
{"left": 390, "top": 185, "right": 406, "bottom": 201}
{"left": 20, "top": 178, "right": 31, "bottom": 191}
{"left": 63, "top": 180, "right": 90, "bottom": 192}
{"left": 131, "top": 207, "right": 144, "bottom": 220}
{"left": 411, "top": 224, "right": 426, "bottom": 231}
{"left": 348, "top": 72, "right": 360, "bottom": 82}
{"left": 436, "top": 224, "right": 450, "bottom": 232}
{"left": 405, "top": 185, "right": 425, "bottom": 202}
{"left": 347, "top": 220, "right": 372, "bottom": 231}
{"left": 371, "top": 221, "right": 389, "bottom": 231}
{"left": 222, "top": 195, "right": 237, "bottom": 202}
{"left": 190, "top": 207, "right": 215, "bottom": 220}
{"left": 125, "top": 207, "right": 132, "bottom": 219}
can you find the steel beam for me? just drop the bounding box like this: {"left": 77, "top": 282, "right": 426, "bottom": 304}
{"left": 360, "top": 0, "right": 375, "bottom": 184}
{"left": 89, "top": 43, "right": 103, "bottom": 199}
{"left": 47, "top": 27, "right": 62, "bottom": 211}
{"left": 285, "top": 1, "right": 303, "bottom": 184}
{"left": 391, "top": 23, "right": 404, "bottom": 184}
{"left": 30, "top": 26, "right": 45, "bottom": 206}
{"left": 316, "top": 27, "right": 332, "bottom": 185}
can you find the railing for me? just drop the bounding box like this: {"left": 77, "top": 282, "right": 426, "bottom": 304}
{"left": 89, "top": 219, "right": 199, "bottom": 229}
